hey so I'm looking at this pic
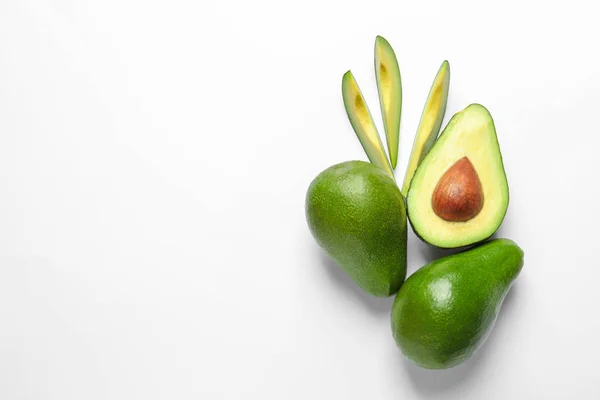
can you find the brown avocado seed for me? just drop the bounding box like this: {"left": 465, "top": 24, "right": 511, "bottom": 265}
{"left": 432, "top": 157, "right": 484, "bottom": 222}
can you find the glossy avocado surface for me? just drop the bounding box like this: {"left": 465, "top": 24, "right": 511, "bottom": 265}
{"left": 391, "top": 239, "right": 524, "bottom": 369}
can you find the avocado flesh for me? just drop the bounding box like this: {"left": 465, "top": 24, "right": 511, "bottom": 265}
{"left": 374, "top": 36, "right": 402, "bottom": 169}
{"left": 391, "top": 238, "right": 524, "bottom": 369}
{"left": 407, "top": 103, "right": 509, "bottom": 248}
{"left": 306, "top": 161, "right": 407, "bottom": 297}
{"left": 401, "top": 60, "right": 450, "bottom": 197}
{"left": 342, "top": 71, "right": 395, "bottom": 179}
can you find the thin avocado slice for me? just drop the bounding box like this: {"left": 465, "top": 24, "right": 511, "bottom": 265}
{"left": 407, "top": 104, "right": 509, "bottom": 249}
{"left": 342, "top": 70, "right": 394, "bottom": 179}
{"left": 401, "top": 60, "right": 450, "bottom": 197}
{"left": 374, "top": 35, "right": 402, "bottom": 169}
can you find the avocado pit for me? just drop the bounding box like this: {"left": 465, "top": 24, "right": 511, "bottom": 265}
{"left": 432, "top": 157, "right": 483, "bottom": 222}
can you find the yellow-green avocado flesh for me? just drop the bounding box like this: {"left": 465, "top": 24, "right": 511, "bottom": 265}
{"left": 401, "top": 60, "right": 450, "bottom": 197}
{"left": 374, "top": 35, "right": 402, "bottom": 169}
{"left": 407, "top": 104, "right": 509, "bottom": 248}
{"left": 342, "top": 71, "right": 395, "bottom": 179}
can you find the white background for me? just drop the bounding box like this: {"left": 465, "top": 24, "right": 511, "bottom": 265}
{"left": 1, "top": 0, "right": 599, "bottom": 399}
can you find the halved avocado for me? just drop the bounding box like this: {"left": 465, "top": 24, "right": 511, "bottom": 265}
{"left": 374, "top": 35, "right": 402, "bottom": 169}
{"left": 407, "top": 104, "right": 509, "bottom": 248}
{"left": 401, "top": 60, "right": 450, "bottom": 197}
{"left": 342, "top": 70, "right": 394, "bottom": 179}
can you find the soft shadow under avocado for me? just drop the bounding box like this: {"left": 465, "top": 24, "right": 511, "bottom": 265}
{"left": 318, "top": 249, "right": 393, "bottom": 315}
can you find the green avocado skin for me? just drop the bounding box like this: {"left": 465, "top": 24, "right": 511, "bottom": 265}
{"left": 306, "top": 161, "right": 407, "bottom": 297}
{"left": 391, "top": 239, "right": 524, "bottom": 369}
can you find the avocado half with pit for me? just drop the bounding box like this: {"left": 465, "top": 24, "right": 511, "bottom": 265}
{"left": 407, "top": 104, "right": 509, "bottom": 248}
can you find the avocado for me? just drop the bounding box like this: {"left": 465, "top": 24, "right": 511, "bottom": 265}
{"left": 407, "top": 103, "right": 509, "bottom": 248}
{"left": 391, "top": 238, "right": 524, "bottom": 369}
{"left": 374, "top": 35, "right": 402, "bottom": 169}
{"left": 306, "top": 161, "right": 407, "bottom": 297}
{"left": 342, "top": 71, "right": 395, "bottom": 179}
{"left": 401, "top": 60, "right": 450, "bottom": 197}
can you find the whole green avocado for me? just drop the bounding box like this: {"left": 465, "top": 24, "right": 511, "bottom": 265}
{"left": 305, "top": 161, "right": 407, "bottom": 297}
{"left": 391, "top": 239, "right": 524, "bottom": 369}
